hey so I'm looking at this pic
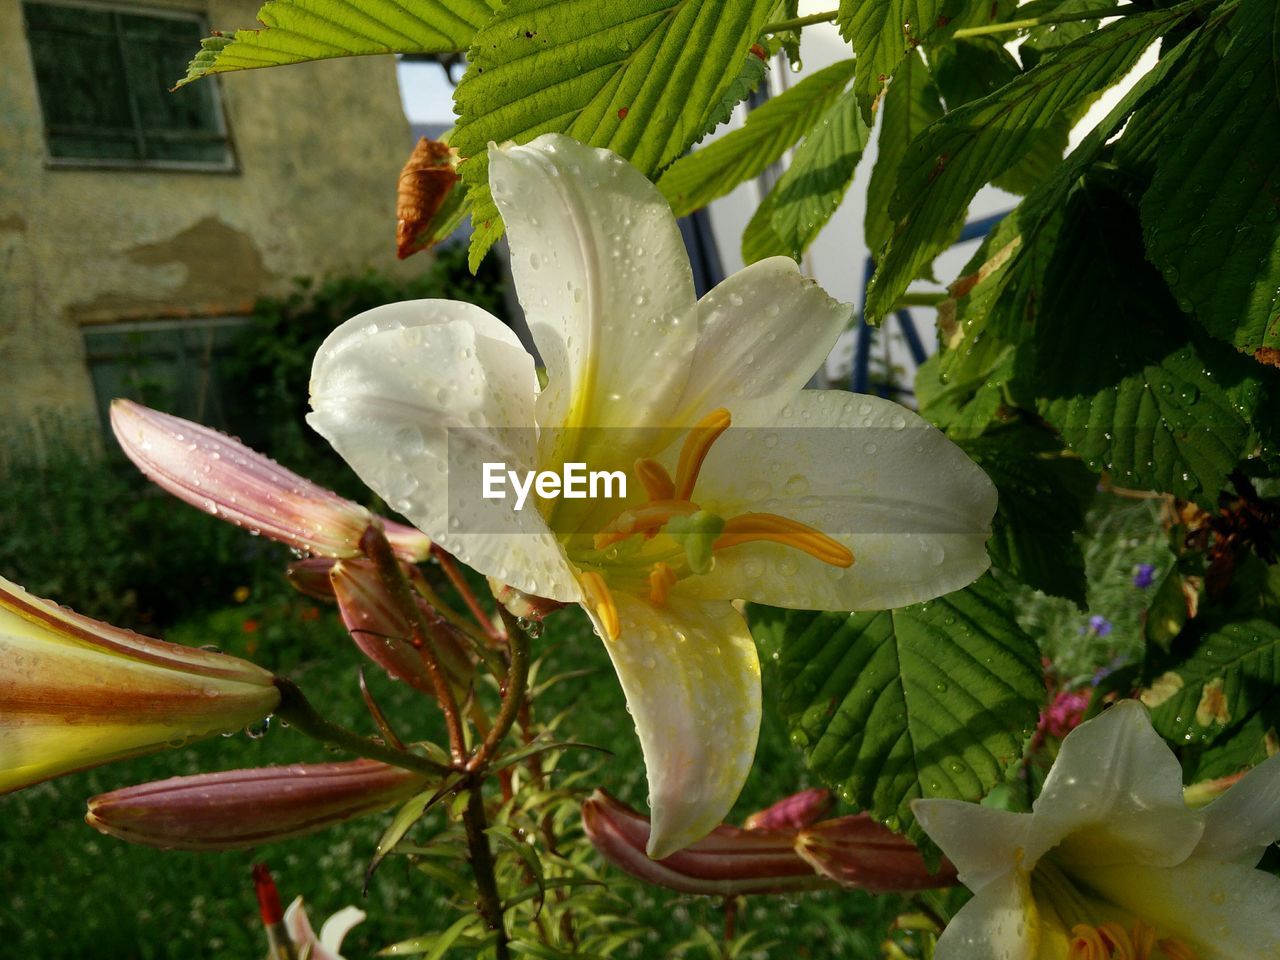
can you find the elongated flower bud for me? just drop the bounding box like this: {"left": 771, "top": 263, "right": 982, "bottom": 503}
{"left": 86, "top": 760, "right": 427, "bottom": 850}
{"left": 110, "top": 399, "right": 430, "bottom": 560}
{"left": 0, "top": 576, "right": 279, "bottom": 794}
{"left": 743, "top": 787, "right": 835, "bottom": 831}
{"left": 795, "top": 816, "right": 957, "bottom": 892}
{"left": 330, "top": 559, "right": 473, "bottom": 695}
{"left": 581, "top": 790, "right": 832, "bottom": 895}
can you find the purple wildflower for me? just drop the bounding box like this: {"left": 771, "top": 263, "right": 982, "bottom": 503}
{"left": 1088, "top": 615, "right": 1113, "bottom": 636}
{"left": 1133, "top": 563, "right": 1156, "bottom": 589}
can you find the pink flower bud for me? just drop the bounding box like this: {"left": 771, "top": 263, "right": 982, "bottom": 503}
{"left": 0, "top": 576, "right": 279, "bottom": 794}
{"left": 329, "top": 559, "right": 473, "bottom": 695}
{"left": 743, "top": 788, "right": 835, "bottom": 831}
{"left": 582, "top": 790, "right": 833, "bottom": 896}
{"left": 489, "top": 579, "right": 567, "bottom": 622}
{"left": 795, "top": 816, "right": 957, "bottom": 892}
{"left": 287, "top": 558, "right": 340, "bottom": 600}
{"left": 86, "top": 759, "right": 427, "bottom": 850}
{"left": 110, "top": 399, "right": 430, "bottom": 560}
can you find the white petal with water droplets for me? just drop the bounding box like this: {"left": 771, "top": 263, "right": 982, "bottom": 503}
{"left": 1030, "top": 700, "right": 1202, "bottom": 869}
{"left": 912, "top": 799, "right": 1030, "bottom": 893}
{"left": 931, "top": 871, "right": 1039, "bottom": 960}
{"left": 673, "top": 391, "right": 996, "bottom": 610}
{"left": 308, "top": 299, "right": 580, "bottom": 601}
{"left": 588, "top": 593, "right": 761, "bottom": 859}
{"left": 488, "top": 135, "right": 699, "bottom": 469}
{"left": 671, "top": 256, "right": 852, "bottom": 426}
{"left": 1197, "top": 752, "right": 1280, "bottom": 866}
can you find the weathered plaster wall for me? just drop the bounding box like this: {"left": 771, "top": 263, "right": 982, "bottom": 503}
{"left": 0, "top": 0, "right": 412, "bottom": 432}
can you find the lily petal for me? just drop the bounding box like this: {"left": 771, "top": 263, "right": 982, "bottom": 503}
{"left": 671, "top": 256, "right": 852, "bottom": 426}
{"left": 308, "top": 299, "right": 580, "bottom": 601}
{"left": 488, "top": 135, "right": 698, "bottom": 466}
{"left": 1086, "top": 858, "right": 1280, "bottom": 960}
{"left": 677, "top": 391, "right": 996, "bottom": 610}
{"left": 1197, "top": 752, "right": 1280, "bottom": 866}
{"left": 319, "top": 906, "right": 367, "bottom": 955}
{"left": 911, "top": 798, "right": 1030, "bottom": 893}
{"left": 1030, "top": 700, "right": 1202, "bottom": 869}
{"left": 931, "top": 870, "right": 1038, "bottom": 960}
{"left": 589, "top": 593, "right": 761, "bottom": 859}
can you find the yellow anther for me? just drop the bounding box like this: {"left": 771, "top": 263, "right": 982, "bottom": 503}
{"left": 579, "top": 572, "right": 620, "bottom": 642}
{"left": 674, "top": 407, "right": 731, "bottom": 501}
{"left": 714, "top": 513, "right": 854, "bottom": 568}
{"left": 648, "top": 562, "right": 678, "bottom": 606}
{"left": 634, "top": 458, "right": 675, "bottom": 502}
{"left": 594, "top": 499, "right": 700, "bottom": 550}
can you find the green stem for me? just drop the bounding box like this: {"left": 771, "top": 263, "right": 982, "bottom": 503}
{"left": 468, "top": 608, "right": 532, "bottom": 772}
{"left": 273, "top": 677, "right": 450, "bottom": 777}
{"left": 952, "top": 4, "right": 1139, "bottom": 38}
{"left": 463, "top": 785, "right": 510, "bottom": 960}
{"left": 897, "top": 291, "right": 948, "bottom": 308}
{"left": 762, "top": 8, "right": 837, "bottom": 32}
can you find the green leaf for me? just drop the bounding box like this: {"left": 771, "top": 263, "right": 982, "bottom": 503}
{"left": 865, "top": 49, "right": 943, "bottom": 257}
{"left": 750, "top": 575, "right": 1043, "bottom": 845}
{"left": 1141, "top": 0, "right": 1280, "bottom": 357}
{"left": 453, "top": 0, "right": 776, "bottom": 269}
{"left": 689, "top": 46, "right": 772, "bottom": 144}
{"left": 915, "top": 350, "right": 1011, "bottom": 436}
{"left": 1182, "top": 696, "right": 1280, "bottom": 783}
{"left": 377, "top": 914, "right": 483, "bottom": 958}
{"left": 1019, "top": 0, "right": 1119, "bottom": 70}
{"left": 1142, "top": 619, "right": 1280, "bottom": 746}
{"left": 741, "top": 87, "right": 869, "bottom": 262}
{"left": 863, "top": 4, "right": 1195, "bottom": 324}
{"left": 956, "top": 424, "right": 1095, "bottom": 603}
{"left": 364, "top": 776, "right": 460, "bottom": 889}
{"left": 835, "top": 0, "right": 968, "bottom": 121}
{"left": 178, "top": 0, "right": 496, "bottom": 86}
{"left": 1029, "top": 178, "right": 1275, "bottom": 505}
{"left": 658, "top": 58, "right": 856, "bottom": 217}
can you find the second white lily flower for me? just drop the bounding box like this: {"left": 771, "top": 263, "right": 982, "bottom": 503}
{"left": 309, "top": 133, "right": 996, "bottom": 857}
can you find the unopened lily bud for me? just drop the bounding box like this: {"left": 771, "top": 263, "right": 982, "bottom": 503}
{"left": 488, "top": 578, "right": 566, "bottom": 622}
{"left": 330, "top": 559, "right": 472, "bottom": 695}
{"left": 286, "top": 558, "right": 339, "bottom": 600}
{"left": 795, "top": 816, "right": 957, "bottom": 892}
{"left": 743, "top": 787, "right": 835, "bottom": 831}
{"left": 0, "top": 576, "right": 279, "bottom": 794}
{"left": 86, "top": 759, "right": 427, "bottom": 850}
{"left": 582, "top": 790, "right": 832, "bottom": 895}
{"left": 110, "top": 399, "right": 431, "bottom": 560}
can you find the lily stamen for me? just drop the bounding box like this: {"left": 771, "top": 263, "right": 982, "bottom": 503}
{"left": 714, "top": 513, "right": 854, "bottom": 568}
{"left": 1068, "top": 921, "right": 1200, "bottom": 960}
{"left": 579, "top": 571, "right": 620, "bottom": 642}
{"left": 594, "top": 500, "right": 700, "bottom": 550}
{"left": 674, "top": 408, "right": 732, "bottom": 501}
{"left": 634, "top": 458, "right": 675, "bottom": 501}
{"left": 648, "top": 562, "right": 678, "bottom": 606}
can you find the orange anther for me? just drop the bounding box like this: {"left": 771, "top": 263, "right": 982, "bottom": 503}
{"left": 674, "top": 408, "right": 731, "bottom": 502}
{"left": 714, "top": 513, "right": 853, "bottom": 568}
{"left": 634, "top": 458, "right": 675, "bottom": 502}
{"left": 579, "top": 572, "right": 620, "bottom": 642}
{"left": 648, "top": 562, "right": 678, "bottom": 606}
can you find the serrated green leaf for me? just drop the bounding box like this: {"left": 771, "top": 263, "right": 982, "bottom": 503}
{"left": 453, "top": 0, "right": 776, "bottom": 269}
{"left": 931, "top": 37, "right": 1071, "bottom": 197}
{"left": 1182, "top": 696, "right": 1280, "bottom": 783}
{"left": 957, "top": 424, "right": 1095, "bottom": 603}
{"left": 1030, "top": 178, "right": 1275, "bottom": 505}
{"left": 750, "top": 575, "right": 1042, "bottom": 845}
{"left": 864, "top": 4, "right": 1195, "bottom": 324}
{"left": 689, "top": 47, "right": 772, "bottom": 144}
{"left": 658, "top": 58, "right": 856, "bottom": 217}
{"left": 1019, "top": 0, "right": 1119, "bottom": 70}
{"left": 1141, "top": 0, "right": 1280, "bottom": 357}
{"left": 742, "top": 87, "right": 869, "bottom": 262}
{"left": 835, "top": 0, "right": 968, "bottom": 122}
{"left": 1143, "top": 619, "right": 1280, "bottom": 746}
{"left": 865, "top": 49, "right": 943, "bottom": 257}
{"left": 178, "top": 0, "right": 496, "bottom": 86}
{"left": 914, "top": 350, "right": 1011, "bottom": 435}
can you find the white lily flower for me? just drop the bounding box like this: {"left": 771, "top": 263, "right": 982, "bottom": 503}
{"left": 308, "top": 133, "right": 996, "bottom": 858}
{"left": 913, "top": 699, "right": 1280, "bottom": 959}
{"left": 283, "top": 896, "right": 365, "bottom": 960}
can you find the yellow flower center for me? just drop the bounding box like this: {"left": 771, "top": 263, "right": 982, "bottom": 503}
{"left": 573, "top": 407, "right": 853, "bottom": 639}
{"left": 1033, "top": 858, "right": 1200, "bottom": 960}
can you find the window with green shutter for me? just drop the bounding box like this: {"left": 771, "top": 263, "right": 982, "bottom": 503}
{"left": 23, "top": 1, "right": 235, "bottom": 170}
